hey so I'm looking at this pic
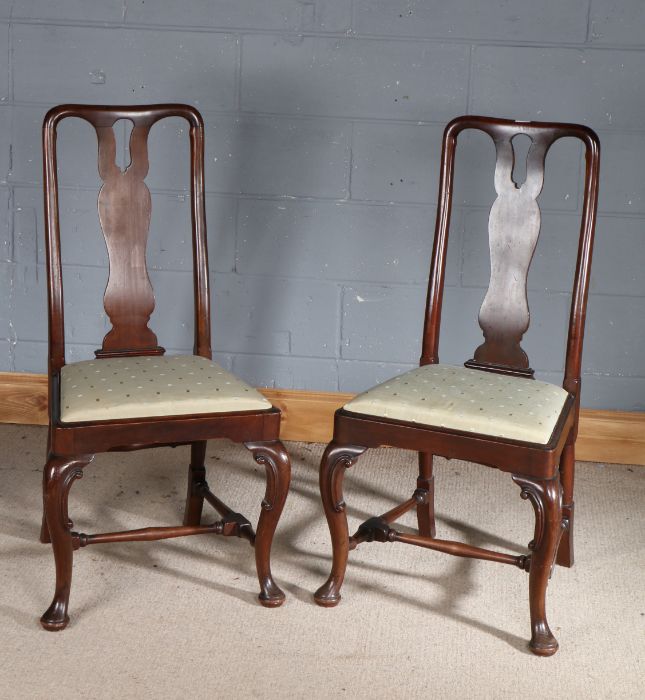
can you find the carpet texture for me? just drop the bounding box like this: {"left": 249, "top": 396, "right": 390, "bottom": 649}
{"left": 0, "top": 424, "right": 642, "bottom": 699}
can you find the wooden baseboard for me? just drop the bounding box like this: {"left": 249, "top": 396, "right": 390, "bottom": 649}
{"left": 0, "top": 372, "right": 49, "bottom": 426}
{"left": 574, "top": 409, "right": 645, "bottom": 465}
{"left": 0, "top": 371, "right": 643, "bottom": 465}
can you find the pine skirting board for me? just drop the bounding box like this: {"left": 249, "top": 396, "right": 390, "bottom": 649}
{"left": 0, "top": 371, "right": 643, "bottom": 466}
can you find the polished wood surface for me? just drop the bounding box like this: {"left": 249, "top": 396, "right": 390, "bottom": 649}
{"left": 314, "top": 115, "right": 601, "bottom": 656}
{"left": 95, "top": 119, "right": 160, "bottom": 357}
{"left": 40, "top": 104, "right": 291, "bottom": 630}
{"left": 473, "top": 132, "right": 549, "bottom": 374}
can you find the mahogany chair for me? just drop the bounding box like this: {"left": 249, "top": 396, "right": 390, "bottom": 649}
{"left": 314, "top": 116, "right": 600, "bottom": 656}
{"left": 40, "top": 104, "right": 291, "bottom": 630}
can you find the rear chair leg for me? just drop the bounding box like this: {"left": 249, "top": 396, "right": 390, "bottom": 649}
{"left": 513, "top": 473, "right": 565, "bottom": 656}
{"left": 40, "top": 436, "right": 53, "bottom": 543}
{"left": 183, "top": 441, "right": 207, "bottom": 526}
{"left": 245, "top": 441, "right": 291, "bottom": 607}
{"left": 417, "top": 452, "right": 436, "bottom": 538}
{"left": 41, "top": 454, "right": 93, "bottom": 631}
{"left": 314, "top": 442, "right": 366, "bottom": 607}
{"left": 556, "top": 443, "right": 575, "bottom": 568}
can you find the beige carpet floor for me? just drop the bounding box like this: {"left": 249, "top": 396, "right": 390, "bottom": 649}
{"left": 0, "top": 424, "right": 643, "bottom": 699}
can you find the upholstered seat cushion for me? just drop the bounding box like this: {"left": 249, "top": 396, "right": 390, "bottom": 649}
{"left": 60, "top": 355, "right": 272, "bottom": 423}
{"left": 343, "top": 364, "right": 569, "bottom": 445}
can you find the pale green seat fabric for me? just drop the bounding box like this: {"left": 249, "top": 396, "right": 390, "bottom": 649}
{"left": 343, "top": 364, "right": 569, "bottom": 445}
{"left": 60, "top": 355, "right": 271, "bottom": 423}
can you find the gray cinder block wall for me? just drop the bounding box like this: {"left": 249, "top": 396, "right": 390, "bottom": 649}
{"left": 0, "top": 1, "right": 644, "bottom": 410}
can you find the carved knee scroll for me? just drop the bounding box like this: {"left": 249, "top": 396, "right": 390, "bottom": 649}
{"left": 245, "top": 441, "right": 291, "bottom": 607}
{"left": 314, "top": 443, "right": 367, "bottom": 607}
{"left": 322, "top": 443, "right": 367, "bottom": 515}
{"left": 41, "top": 454, "right": 93, "bottom": 631}
{"left": 512, "top": 473, "right": 564, "bottom": 656}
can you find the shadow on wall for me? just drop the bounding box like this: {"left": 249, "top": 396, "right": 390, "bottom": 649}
{"left": 210, "top": 70, "right": 350, "bottom": 389}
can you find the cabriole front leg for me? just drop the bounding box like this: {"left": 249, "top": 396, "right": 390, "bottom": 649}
{"left": 513, "top": 473, "right": 564, "bottom": 656}
{"left": 314, "top": 442, "right": 367, "bottom": 607}
{"left": 41, "top": 454, "right": 93, "bottom": 631}
{"left": 245, "top": 441, "right": 291, "bottom": 607}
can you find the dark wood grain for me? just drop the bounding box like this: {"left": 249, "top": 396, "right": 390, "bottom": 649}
{"left": 314, "top": 442, "right": 366, "bottom": 608}
{"left": 245, "top": 441, "right": 292, "bottom": 607}
{"left": 40, "top": 454, "right": 92, "bottom": 630}
{"left": 315, "top": 115, "right": 601, "bottom": 656}
{"left": 512, "top": 473, "right": 565, "bottom": 655}
{"left": 40, "top": 104, "right": 291, "bottom": 630}
{"left": 95, "top": 121, "right": 160, "bottom": 357}
{"left": 470, "top": 134, "right": 550, "bottom": 374}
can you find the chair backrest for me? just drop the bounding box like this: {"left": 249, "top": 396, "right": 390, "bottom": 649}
{"left": 421, "top": 115, "right": 600, "bottom": 402}
{"left": 42, "top": 104, "right": 210, "bottom": 378}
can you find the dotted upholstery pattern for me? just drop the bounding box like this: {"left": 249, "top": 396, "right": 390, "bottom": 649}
{"left": 343, "top": 364, "right": 569, "bottom": 445}
{"left": 60, "top": 355, "right": 272, "bottom": 423}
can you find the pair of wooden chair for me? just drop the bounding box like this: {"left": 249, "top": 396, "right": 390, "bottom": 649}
{"left": 39, "top": 105, "right": 599, "bottom": 657}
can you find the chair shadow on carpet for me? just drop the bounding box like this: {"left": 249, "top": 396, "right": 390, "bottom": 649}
{"left": 0, "top": 440, "right": 532, "bottom": 649}
{"left": 261, "top": 450, "right": 533, "bottom": 653}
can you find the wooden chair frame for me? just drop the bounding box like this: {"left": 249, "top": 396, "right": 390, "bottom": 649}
{"left": 40, "top": 104, "right": 291, "bottom": 630}
{"left": 314, "top": 115, "right": 600, "bottom": 656}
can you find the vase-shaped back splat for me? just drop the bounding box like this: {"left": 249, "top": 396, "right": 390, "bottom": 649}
{"left": 466, "top": 132, "right": 551, "bottom": 377}
{"left": 94, "top": 120, "right": 162, "bottom": 358}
